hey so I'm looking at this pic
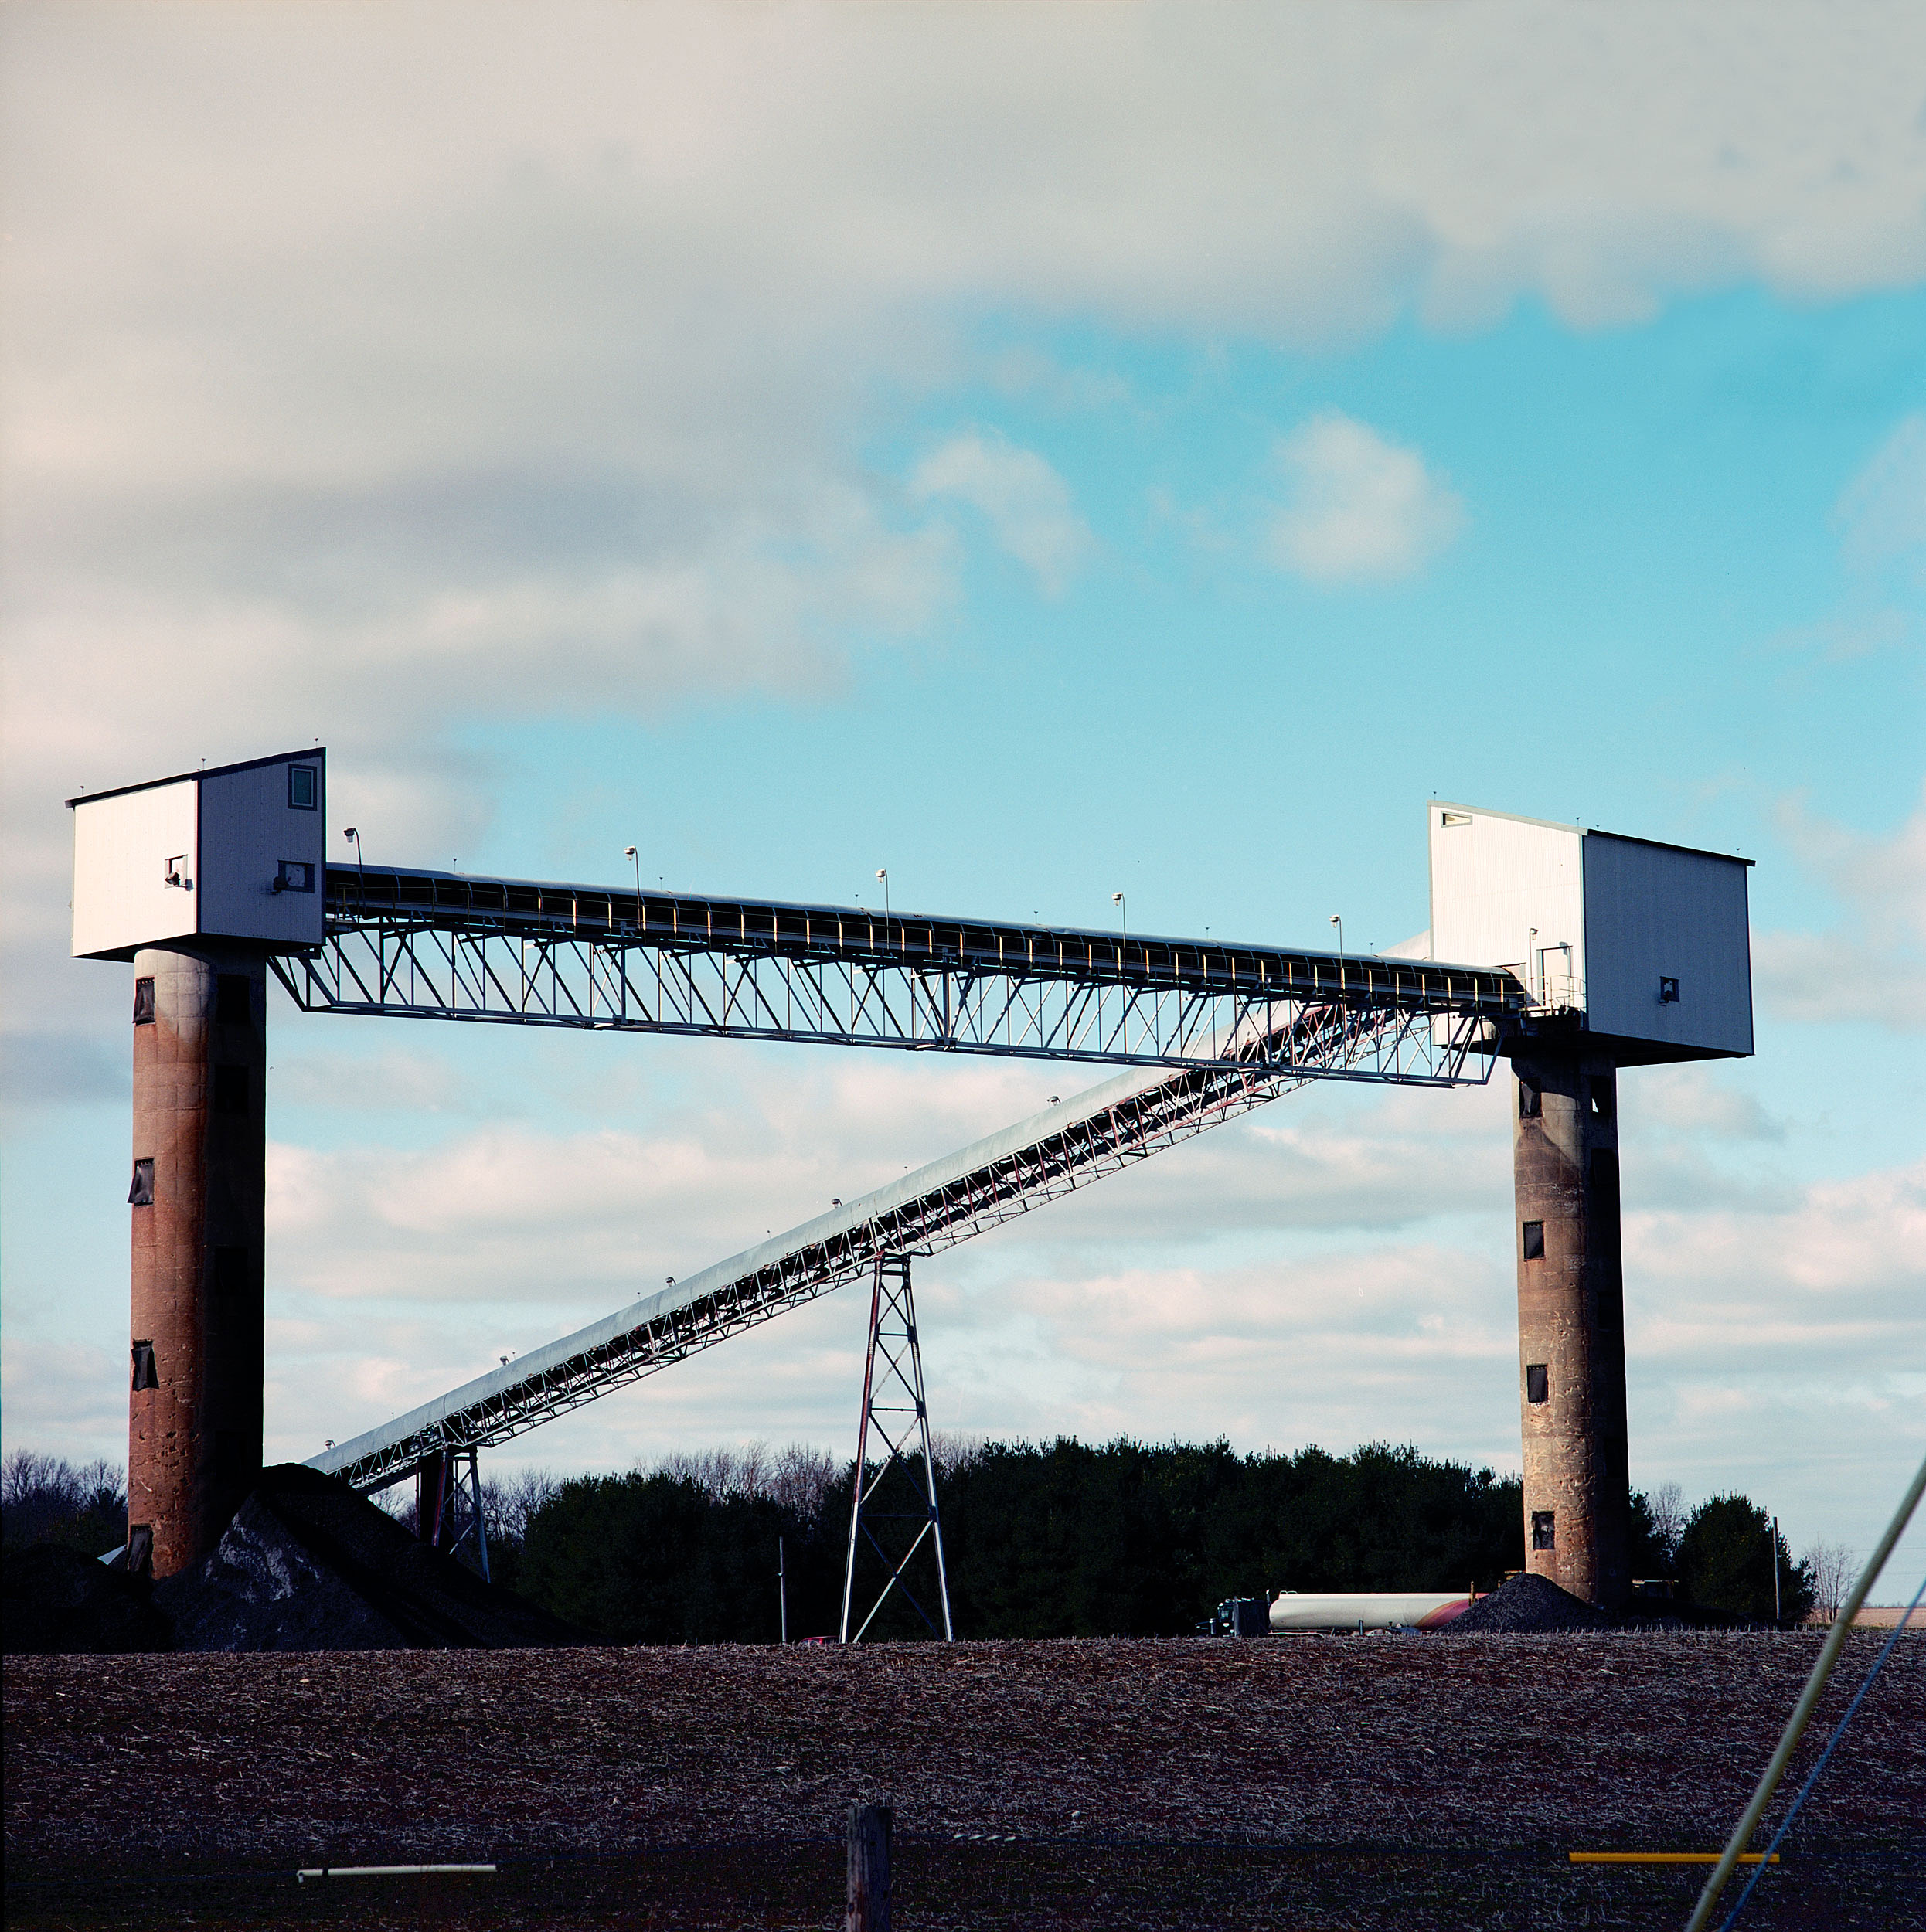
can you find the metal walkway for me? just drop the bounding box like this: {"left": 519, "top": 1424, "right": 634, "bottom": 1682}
{"left": 307, "top": 995, "right": 1481, "bottom": 1492}
{"left": 272, "top": 864, "right": 1518, "bottom": 1080}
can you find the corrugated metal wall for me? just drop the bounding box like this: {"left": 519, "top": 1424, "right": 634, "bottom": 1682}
{"left": 1581, "top": 834, "right": 1752, "bottom": 1056}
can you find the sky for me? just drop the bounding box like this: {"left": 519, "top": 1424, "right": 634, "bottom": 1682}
{"left": 2, "top": 1, "right": 1923, "bottom": 1592}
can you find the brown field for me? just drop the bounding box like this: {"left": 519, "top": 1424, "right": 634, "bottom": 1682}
{"left": 6, "top": 1632, "right": 1922, "bottom": 1930}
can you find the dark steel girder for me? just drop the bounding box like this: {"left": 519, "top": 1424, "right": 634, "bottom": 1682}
{"left": 273, "top": 865, "right": 1521, "bottom": 1080}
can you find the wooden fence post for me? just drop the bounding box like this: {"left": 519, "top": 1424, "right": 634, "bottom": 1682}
{"left": 847, "top": 1801, "right": 892, "bottom": 1932}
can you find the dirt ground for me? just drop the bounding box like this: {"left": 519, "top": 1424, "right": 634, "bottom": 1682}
{"left": 6, "top": 1632, "right": 1922, "bottom": 1929}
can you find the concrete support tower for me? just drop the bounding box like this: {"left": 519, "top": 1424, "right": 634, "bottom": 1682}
{"left": 70, "top": 747, "right": 326, "bottom": 1574}
{"left": 128, "top": 947, "right": 267, "bottom": 1576}
{"left": 1511, "top": 1050, "right": 1628, "bottom": 1610}
{"left": 1433, "top": 801, "right": 1754, "bottom": 1610}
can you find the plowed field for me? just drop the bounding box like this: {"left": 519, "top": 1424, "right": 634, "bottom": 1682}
{"left": 6, "top": 1633, "right": 1922, "bottom": 1928}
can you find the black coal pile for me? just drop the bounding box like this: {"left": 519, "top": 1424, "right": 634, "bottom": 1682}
{"left": 5, "top": 1465, "right": 590, "bottom": 1655}
{"left": 155, "top": 1464, "right": 590, "bottom": 1651}
{"left": 1443, "top": 1572, "right": 1611, "bottom": 1634}
{"left": 2, "top": 1544, "right": 172, "bottom": 1655}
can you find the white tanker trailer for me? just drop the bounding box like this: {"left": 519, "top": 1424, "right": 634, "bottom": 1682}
{"left": 1268, "top": 1590, "right": 1473, "bottom": 1632}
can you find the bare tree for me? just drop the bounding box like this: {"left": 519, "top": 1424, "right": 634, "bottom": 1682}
{"left": 658, "top": 1444, "right": 764, "bottom": 1499}
{"left": 370, "top": 1466, "right": 559, "bottom": 1549}
{"left": 1647, "top": 1481, "right": 1686, "bottom": 1561}
{"left": 650, "top": 1441, "right": 839, "bottom": 1515}
{"left": 2, "top": 1450, "right": 126, "bottom": 1547}
{"left": 929, "top": 1430, "right": 985, "bottom": 1478}
{"left": 1800, "top": 1539, "right": 1857, "bottom": 1624}
{"left": 764, "top": 1443, "right": 838, "bottom": 1519}
{"left": 373, "top": 1485, "right": 419, "bottom": 1534}
{"left": 483, "top": 1468, "right": 562, "bottom": 1546}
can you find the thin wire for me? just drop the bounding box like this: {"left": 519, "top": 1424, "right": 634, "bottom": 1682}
{"left": 1717, "top": 1566, "right": 1926, "bottom": 1931}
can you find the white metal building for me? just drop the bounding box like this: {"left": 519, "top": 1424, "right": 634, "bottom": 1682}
{"left": 1427, "top": 801, "right": 1753, "bottom": 1063}
{"left": 69, "top": 750, "right": 328, "bottom": 960}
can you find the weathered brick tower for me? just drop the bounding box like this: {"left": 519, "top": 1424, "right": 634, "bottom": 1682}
{"left": 71, "top": 750, "right": 325, "bottom": 1577}
{"left": 1430, "top": 804, "right": 1754, "bottom": 1610}
{"left": 1510, "top": 1049, "right": 1629, "bottom": 1607}
{"left": 127, "top": 947, "right": 269, "bottom": 1576}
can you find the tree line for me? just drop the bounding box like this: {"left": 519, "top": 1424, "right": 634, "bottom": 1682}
{"left": 3, "top": 1440, "right": 1819, "bottom": 1638}
{"left": 496, "top": 1438, "right": 1818, "bottom": 1639}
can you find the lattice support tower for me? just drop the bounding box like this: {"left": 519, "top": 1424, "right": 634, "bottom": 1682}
{"left": 840, "top": 1257, "right": 953, "bottom": 1645}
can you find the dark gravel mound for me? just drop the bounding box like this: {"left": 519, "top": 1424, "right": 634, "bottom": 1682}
{"left": 2, "top": 1544, "right": 172, "bottom": 1655}
{"left": 153, "top": 1463, "right": 591, "bottom": 1651}
{"left": 1441, "top": 1572, "right": 1610, "bottom": 1633}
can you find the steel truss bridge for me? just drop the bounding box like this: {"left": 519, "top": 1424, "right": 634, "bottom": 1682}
{"left": 272, "top": 866, "right": 1516, "bottom": 1083}
{"left": 299, "top": 863, "right": 1523, "bottom": 1494}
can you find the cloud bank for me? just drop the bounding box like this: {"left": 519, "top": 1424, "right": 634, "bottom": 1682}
{"left": 1267, "top": 413, "right": 1466, "bottom": 583}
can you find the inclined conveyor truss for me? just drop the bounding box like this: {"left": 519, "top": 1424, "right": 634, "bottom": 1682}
{"left": 308, "top": 985, "right": 1509, "bottom": 1494}
{"left": 274, "top": 864, "right": 1517, "bottom": 1081}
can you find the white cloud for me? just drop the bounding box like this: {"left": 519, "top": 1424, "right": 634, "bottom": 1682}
{"left": 1265, "top": 413, "right": 1466, "bottom": 583}
{"left": 1754, "top": 785, "right": 1926, "bottom": 1029}
{"left": 5, "top": 0, "right": 1923, "bottom": 1046}
{"left": 1620, "top": 1064, "right": 1784, "bottom": 1145}
{"left": 5, "top": 1012, "right": 1922, "bottom": 1565}
{"left": 273, "top": 1049, "right": 473, "bottom": 1116}
{"left": 912, "top": 430, "right": 1092, "bottom": 595}
{"left": 1835, "top": 413, "right": 1926, "bottom": 576}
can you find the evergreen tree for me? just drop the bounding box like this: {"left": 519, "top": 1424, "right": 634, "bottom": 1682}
{"left": 1676, "top": 1494, "right": 1813, "bottom": 1624}
{"left": 518, "top": 1439, "right": 1526, "bottom": 1643}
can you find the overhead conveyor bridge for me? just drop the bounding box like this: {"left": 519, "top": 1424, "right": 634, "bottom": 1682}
{"left": 272, "top": 865, "right": 1521, "bottom": 1081}
{"left": 70, "top": 751, "right": 1756, "bottom": 1607}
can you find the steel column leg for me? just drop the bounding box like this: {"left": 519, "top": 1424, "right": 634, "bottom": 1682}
{"left": 839, "top": 1256, "right": 953, "bottom": 1643}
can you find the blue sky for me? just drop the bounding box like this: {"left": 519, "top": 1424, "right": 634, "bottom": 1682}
{"left": 2, "top": 1, "right": 1922, "bottom": 1587}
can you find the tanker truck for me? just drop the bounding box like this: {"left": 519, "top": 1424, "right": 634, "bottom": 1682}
{"left": 1268, "top": 1589, "right": 1472, "bottom": 1631}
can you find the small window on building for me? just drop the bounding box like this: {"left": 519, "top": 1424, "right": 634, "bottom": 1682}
{"left": 1588, "top": 1077, "right": 1615, "bottom": 1120}
{"left": 1659, "top": 975, "right": 1680, "bottom": 1004}
{"left": 1518, "top": 1080, "right": 1541, "bottom": 1120}
{"left": 215, "top": 975, "right": 252, "bottom": 1025}
{"left": 1441, "top": 811, "right": 1472, "bottom": 827}
{"left": 210, "top": 1246, "right": 247, "bottom": 1300}
{"left": 128, "top": 1158, "right": 155, "bottom": 1206}
{"left": 125, "top": 1525, "right": 154, "bottom": 1577}
{"left": 1531, "top": 1509, "right": 1556, "bottom": 1551}
{"left": 213, "top": 1065, "right": 248, "bottom": 1116}
{"left": 132, "top": 978, "right": 156, "bottom": 1026}
{"left": 131, "top": 1340, "right": 158, "bottom": 1390}
{"left": 1525, "top": 1363, "right": 1549, "bottom": 1404}
{"left": 1522, "top": 1219, "right": 1545, "bottom": 1261}
{"left": 274, "top": 859, "right": 315, "bottom": 893}
{"left": 288, "top": 765, "right": 318, "bottom": 810}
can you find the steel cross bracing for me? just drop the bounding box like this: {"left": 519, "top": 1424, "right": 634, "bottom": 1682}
{"left": 417, "top": 1448, "right": 490, "bottom": 1582}
{"left": 272, "top": 865, "right": 1519, "bottom": 1081}
{"left": 308, "top": 997, "right": 1491, "bottom": 1495}
{"left": 839, "top": 1257, "right": 953, "bottom": 1645}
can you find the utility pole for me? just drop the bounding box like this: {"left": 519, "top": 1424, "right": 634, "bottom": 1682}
{"left": 779, "top": 1535, "right": 788, "bottom": 1645}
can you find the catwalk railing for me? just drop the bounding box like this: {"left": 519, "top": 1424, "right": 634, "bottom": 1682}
{"left": 307, "top": 995, "right": 1493, "bottom": 1493}
{"left": 271, "top": 866, "right": 1520, "bottom": 1080}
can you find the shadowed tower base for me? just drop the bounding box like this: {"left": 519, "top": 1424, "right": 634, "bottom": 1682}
{"left": 1511, "top": 1049, "right": 1629, "bottom": 1611}
{"left": 128, "top": 947, "right": 266, "bottom": 1578}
